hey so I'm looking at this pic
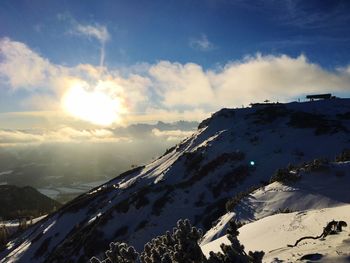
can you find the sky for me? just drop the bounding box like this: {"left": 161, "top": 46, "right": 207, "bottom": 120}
{"left": 1, "top": 0, "right": 350, "bottom": 144}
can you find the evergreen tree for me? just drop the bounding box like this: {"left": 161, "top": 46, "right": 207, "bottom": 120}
{"left": 90, "top": 219, "right": 264, "bottom": 263}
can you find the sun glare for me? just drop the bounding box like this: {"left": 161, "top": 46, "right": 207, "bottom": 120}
{"left": 62, "top": 83, "right": 122, "bottom": 126}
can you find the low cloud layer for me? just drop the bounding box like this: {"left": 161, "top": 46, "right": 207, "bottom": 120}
{"left": 0, "top": 120, "right": 198, "bottom": 146}
{"left": 1, "top": 38, "right": 350, "bottom": 128}
{"left": 152, "top": 128, "right": 194, "bottom": 141}
{"left": 0, "top": 128, "right": 124, "bottom": 146}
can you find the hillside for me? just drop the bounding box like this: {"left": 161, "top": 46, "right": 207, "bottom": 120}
{"left": 202, "top": 204, "right": 350, "bottom": 262}
{"left": 201, "top": 160, "right": 350, "bottom": 245}
{"left": 0, "top": 185, "right": 60, "bottom": 220}
{"left": 1, "top": 98, "right": 350, "bottom": 262}
{"left": 201, "top": 161, "right": 350, "bottom": 262}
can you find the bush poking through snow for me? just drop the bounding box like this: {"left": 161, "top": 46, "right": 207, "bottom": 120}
{"left": 207, "top": 220, "right": 264, "bottom": 263}
{"left": 90, "top": 219, "right": 204, "bottom": 263}
{"left": 335, "top": 149, "right": 350, "bottom": 162}
{"left": 225, "top": 185, "right": 261, "bottom": 212}
{"left": 90, "top": 219, "right": 264, "bottom": 263}
{"left": 270, "top": 168, "right": 300, "bottom": 183}
{"left": 304, "top": 158, "right": 329, "bottom": 173}
{"left": 0, "top": 225, "right": 9, "bottom": 251}
{"left": 90, "top": 242, "right": 139, "bottom": 263}
{"left": 140, "top": 219, "right": 204, "bottom": 263}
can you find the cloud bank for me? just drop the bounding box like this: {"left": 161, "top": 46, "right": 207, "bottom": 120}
{"left": 0, "top": 128, "right": 123, "bottom": 146}
{"left": 1, "top": 38, "right": 350, "bottom": 128}
{"left": 0, "top": 121, "right": 198, "bottom": 146}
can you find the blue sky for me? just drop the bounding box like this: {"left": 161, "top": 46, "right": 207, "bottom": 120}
{"left": 1, "top": 0, "right": 350, "bottom": 137}
{"left": 1, "top": 0, "right": 350, "bottom": 68}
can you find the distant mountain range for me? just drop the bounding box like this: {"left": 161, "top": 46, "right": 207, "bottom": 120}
{"left": 1, "top": 98, "right": 350, "bottom": 262}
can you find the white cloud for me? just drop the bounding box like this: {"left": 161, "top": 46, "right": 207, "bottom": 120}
{"left": 149, "top": 61, "right": 214, "bottom": 107}
{"left": 72, "top": 23, "right": 110, "bottom": 66}
{"left": 150, "top": 54, "right": 350, "bottom": 109}
{"left": 189, "top": 34, "right": 215, "bottom": 51}
{"left": 74, "top": 24, "right": 110, "bottom": 43}
{"left": 0, "top": 127, "right": 126, "bottom": 146}
{"left": 0, "top": 38, "right": 58, "bottom": 90}
{"left": 0, "top": 38, "right": 149, "bottom": 122}
{"left": 152, "top": 128, "right": 194, "bottom": 141}
{"left": 1, "top": 37, "right": 350, "bottom": 128}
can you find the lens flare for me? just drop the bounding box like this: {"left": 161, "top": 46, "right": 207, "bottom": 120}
{"left": 62, "top": 82, "right": 122, "bottom": 126}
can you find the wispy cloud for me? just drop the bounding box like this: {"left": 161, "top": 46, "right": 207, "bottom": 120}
{"left": 267, "top": 0, "right": 350, "bottom": 29}
{"left": 57, "top": 13, "right": 110, "bottom": 67}
{"left": 228, "top": 0, "right": 350, "bottom": 30}
{"left": 189, "top": 34, "right": 215, "bottom": 51}
{"left": 72, "top": 23, "right": 110, "bottom": 67}
{"left": 74, "top": 24, "right": 110, "bottom": 43}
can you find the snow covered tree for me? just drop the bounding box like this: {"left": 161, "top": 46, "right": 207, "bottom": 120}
{"left": 207, "top": 220, "right": 264, "bottom": 263}
{"left": 90, "top": 219, "right": 263, "bottom": 263}
{"left": 140, "top": 219, "right": 204, "bottom": 263}
{"left": 90, "top": 242, "right": 138, "bottom": 263}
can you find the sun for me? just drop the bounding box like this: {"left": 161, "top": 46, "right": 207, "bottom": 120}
{"left": 62, "top": 82, "right": 123, "bottom": 126}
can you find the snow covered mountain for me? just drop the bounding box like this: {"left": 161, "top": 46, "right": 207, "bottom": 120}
{"left": 1, "top": 98, "right": 350, "bottom": 262}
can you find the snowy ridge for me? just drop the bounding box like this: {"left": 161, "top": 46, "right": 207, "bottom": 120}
{"left": 1, "top": 98, "right": 350, "bottom": 262}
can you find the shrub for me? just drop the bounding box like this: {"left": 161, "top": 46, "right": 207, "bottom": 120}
{"left": 207, "top": 220, "right": 264, "bottom": 263}
{"left": 180, "top": 151, "right": 245, "bottom": 189}
{"left": 114, "top": 199, "right": 130, "bottom": 214}
{"left": 288, "top": 111, "right": 346, "bottom": 135}
{"left": 34, "top": 237, "right": 52, "bottom": 258}
{"left": 151, "top": 191, "right": 172, "bottom": 216}
{"left": 211, "top": 165, "right": 249, "bottom": 198}
{"left": 90, "top": 242, "right": 138, "bottom": 263}
{"left": 0, "top": 225, "right": 8, "bottom": 251}
{"left": 225, "top": 185, "right": 261, "bottom": 212}
{"left": 273, "top": 208, "right": 294, "bottom": 215}
{"left": 160, "top": 145, "right": 177, "bottom": 158}
{"left": 335, "top": 149, "right": 350, "bottom": 162}
{"left": 199, "top": 198, "right": 228, "bottom": 230}
{"left": 250, "top": 105, "right": 289, "bottom": 124}
{"left": 135, "top": 220, "right": 148, "bottom": 231}
{"left": 91, "top": 219, "right": 264, "bottom": 263}
{"left": 270, "top": 168, "right": 300, "bottom": 183}
{"left": 18, "top": 218, "right": 28, "bottom": 232}
{"left": 305, "top": 158, "right": 329, "bottom": 173}
{"left": 184, "top": 151, "right": 205, "bottom": 172}
{"left": 90, "top": 219, "right": 203, "bottom": 263}
{"left": 114, "top": 226, "right": 128, "bottom": 238}
{"left": 140, "top": 219, "right": 204, "bottom": 263}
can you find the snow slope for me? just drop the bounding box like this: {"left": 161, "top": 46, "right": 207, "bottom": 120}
{"left": 201, "top": 161, "right": 350, "bottom": 245}
{"left": 202, "top": 204, "right": 350, "bottom": 262}
{"left": 201, "top": 161, "right": 350, "bottom": 261}
{"left": 2, "top": 98, "right": 350, "bottom": 262}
